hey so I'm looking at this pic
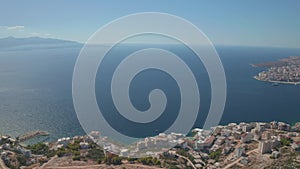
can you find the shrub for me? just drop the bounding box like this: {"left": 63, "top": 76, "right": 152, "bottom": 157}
{"left": 73, "top": 156, "right": 81, "bottom": 161}
{"left": 27, "top": 143, "right": 49, "bottom": 155}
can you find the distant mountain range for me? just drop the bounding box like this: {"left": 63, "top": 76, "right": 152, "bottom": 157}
{"left": 0, "top": 36, "right": 82, "bottom": 50}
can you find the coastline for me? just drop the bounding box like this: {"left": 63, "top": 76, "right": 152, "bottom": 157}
{"left": 253, "top": 76, "right": 300, "bottom": 85}
{"left": 250, "top": 63, "right": 258, "bottom": 67}
{"left": 1, "top": 120, "right": 299, "bottom": 169}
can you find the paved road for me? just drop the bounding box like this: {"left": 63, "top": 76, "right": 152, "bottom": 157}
{"left": 223, "top": 148, "right": 258, "bottom": 169}
{"left": 39, "top": 164, "right": 163, "bottom": 169}
{"left": 0, "top": 158, "right": 9, "bottom": 169}
{"left": 38, "top": 156, "right": 163, "bottom": 169}
{"left": 38, "top": 156, "right": 58, "bottom": 169}
{"left": 175, "top": 153, "right": 197, "bottom": 169}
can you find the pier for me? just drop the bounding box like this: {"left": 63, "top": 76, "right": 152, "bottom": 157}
{"left": 18, "top": 130, "right": 49, "bottom": 142}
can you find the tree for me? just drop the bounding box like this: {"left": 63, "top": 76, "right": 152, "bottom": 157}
{"left": 127, "top": 158, "right": 137, "bottom": 163}
{"left": 153, "top": 157, "right": 161, "bottom": 165}
{"left": 67, "top": 143, "right": 80, "bottom": 151}
{"left": 280, "top": 138, "right": 291, "bottom": 146}
{"left": 104, "top": 156, "right": 111, "bottom": 165}
{"left": 73, "top": 156, "right": 81, "bottom": 161}
{"left": 27, "top": 143, "right": 49, "bottom": 155}
{"left": 86, "top": 149, "right": 105, "bottom": 161}
{"left": 138, "top": 157, "right": 159, "bottom": 165}
{"left": 17, "top": 155, "right": 27, "bottom": 166}
{"left": 176, "top": 148, "right": 188, "bottom": 157}
{"left": 46, "top": 150, "right": 56, "bottom": 158}
{"left": 111, "top": 157, "right": 122, "bottom": 165}
{"left": 56, "top": 148, "right": 67, "bottom": 157}
{"left": 209, "top": 149, "right": 222, "bottom": 161}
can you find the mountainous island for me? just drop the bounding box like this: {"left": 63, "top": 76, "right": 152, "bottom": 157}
{"left": 253, "top": 56, "right": 300, "bottom": 85}
{"left": 0, "top": 36, "right": 82, "bottom": 50}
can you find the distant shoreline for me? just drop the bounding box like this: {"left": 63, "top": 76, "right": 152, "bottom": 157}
{"left": 253, "top": 76, "right": 300, "bottom": 85}
{"left": 251, "top": 56, "right": 300, "bottom": 85}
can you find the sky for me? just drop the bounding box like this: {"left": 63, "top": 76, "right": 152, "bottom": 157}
{"left": 0, "top": 0, "right": 300, "bottom": 48}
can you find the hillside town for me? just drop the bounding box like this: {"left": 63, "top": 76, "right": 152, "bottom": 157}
{"left": 255, "top": 65, "right": 300, "bottom": 84}
{"left": 253, "top": 56, "right": 300, "bottom": 84}
{"left": 1, "top": 121, "right": 300, "bottom": 169}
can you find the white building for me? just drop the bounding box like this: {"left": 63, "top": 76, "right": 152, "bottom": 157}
{"left": 241, "top": 132, "right": 253, "bottom": 143}
{"left": 137, "top": 141, "right": 146, "bottom": 151}
{"left": 259, "top": 141, "right": 272, "bottom": 154}
{"left": 291, "top": 142, "right": 300, "bottom": 151}
{"left": 271, "top": 151, "right": 280, "bottom": 158}
{"left": 196, "top": 136, "right": 215, "bottom": 151}
{"left": 232, "top": 131, "right": 242, "bottom": 140}
{"left": 221, "top": 129, "right": 231, "bottom": 137}
{"left": 251, "top": 129, "right": 262, "bottom": 141}
{"left": 154, "top": 137, "right": 169, "bottom": 148}
{"left": 89, "top": 131, "right": 100, "bottom": 140}
{"left": 120, "top": 149, "right": 129, "bottom": 157}
{"left": 57, "top": 137, "right": 71, "bottom": 146}
{"left": 215, "top": 136, "right": 225, "bottom": 146}
{"left": 262, "top": 131, "right": 271, "bottom": 140}
{"left": 235, "top": 147, "right": 245, "bottom": 158}
{"left": 242, "top": 125, "right": 253, "bottom": 133}
{"left": 145, "top": 137, "right": 155, "bottom": 148}
{"left": 213, "top": 126, "right": 224, "bottom": 135}
{"left": 80, "top": 142, "right": 89, "bottom": 149}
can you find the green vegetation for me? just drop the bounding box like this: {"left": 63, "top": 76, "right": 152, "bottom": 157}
{"left": 67, "top": 142, "right": 81, "bottom": 159}
{"left": 137, "top": 156, "right": 160, "bottom": 166}
{"left": 176, "top": 148, "right": 188, "bottom": 157}
{"left": 89, "top": 142, "right": 98, "bottom": 149}
{"left": 27, "top": 143, "right": 49, "bottom": 155}
{"left": 127, "top": 157, "right": 138, "bottom": 163}
{"left": 45, "top": 149, "right": 56, "bottom": 158}
{"left": 56, "top": 147, "right": 68, "bottom": 157}
{"left": 3, "top": 121, "right": 300, "bottom": 169}
{"left": 138, "top": 157, "right": 153, "bottom": 165}
{"left": 67, "top": 142, "right": 80, "bottom": 151}
{"left": 175, "top": 148, "right": 195, "bottom": 163}
{"left": 86, "top": 148, "right": 105, "bottom": 161}
{"left": 280, "top": 138, "right": 291, "bottom": 146}
{"left": 153, "top": 157, "right": 161, "bottom": 165}
{"left": 103, "top": 156, "right": 123, "bottom": 165}
{"left": 16, "top": 155, "right": 27, "bottom": 166}
{"left": 209, "top": 149, "right": 222, "bottom": 161}
{"left": 72, "top": 155, "right": 81, "bottom": 161}
{"left": 111, "top": 157, "right": 122, "bottom": 165}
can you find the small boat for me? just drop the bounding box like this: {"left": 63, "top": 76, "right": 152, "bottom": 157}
{"left": 272, "top": 82, "right": 279, "bottom": 86}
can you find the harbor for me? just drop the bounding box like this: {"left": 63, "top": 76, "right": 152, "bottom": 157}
{"left": 17, "top": 130, "right": 49, "bottom": 142}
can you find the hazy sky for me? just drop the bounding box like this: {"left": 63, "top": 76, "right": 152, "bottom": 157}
{"left": 0, "top": 0, "right": 300, "bottom": 48}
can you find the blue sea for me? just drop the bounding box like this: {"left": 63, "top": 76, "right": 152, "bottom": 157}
{"left": 0, "top": 45, "right": 300, "bottom": 142}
